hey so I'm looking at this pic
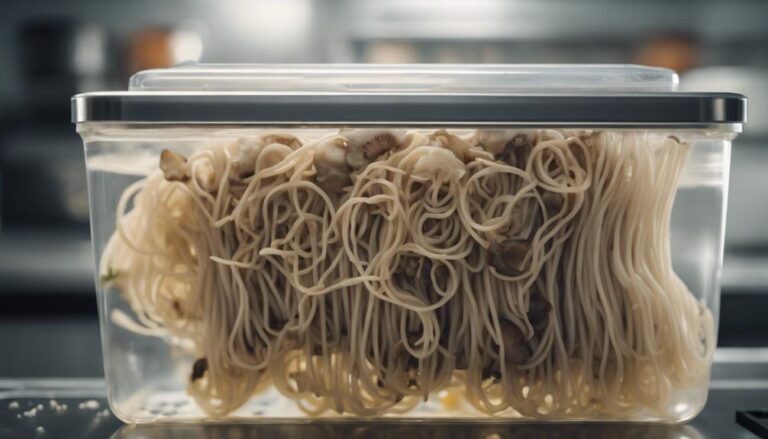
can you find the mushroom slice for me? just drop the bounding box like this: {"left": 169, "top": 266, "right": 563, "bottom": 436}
{"left": 430, "top": 129, "right": 493, "bottom": 162}
{"left": 497, "top": 133, "right": 531, "bottom": 166}
{"left": 471, "top": 130, "right": 514, "bottom": 156}
{"left": 160, "top": 149, "right": 189, "bottom": 182}
{"left": 401, "top": 146, "right": 466, "bottom": 181}
{"left": 313, "top": 135, "right": 351, "bottom": 192}
{"left": 231, "top": 138, "right": 265, "bottom": 179}
{"left": 342, "top": 128, "right": 406, "bottom": 160}
{"left": 488, "top": 239, "right": 531, "bottom": 276}
{"left": 528, "top": 294, "right": 553, "bottom": 334}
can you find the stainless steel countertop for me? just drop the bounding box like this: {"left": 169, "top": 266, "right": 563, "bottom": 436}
{"left": 1, "top": 365, "right": 767, "bottom": 439}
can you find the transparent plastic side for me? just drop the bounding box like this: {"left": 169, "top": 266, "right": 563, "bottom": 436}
{"left": 129, "top": 64, "right": 678, "bottom": 93}
{"left": 79, "top": 124, "right": 730, "bottom": 423}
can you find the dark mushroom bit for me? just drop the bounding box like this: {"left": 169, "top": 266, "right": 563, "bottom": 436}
{"left": 482, "top": 362, "right": 502, "bottom": 382}
{"left": 499, "top": 320, "right": 529, "bottom": 365}
{"left": 488, "top": 239, "right": 531, "bottom": 276}
{"left": 393, "top": 255, "right": 434, "bottom": 296}
{"left": 495, "top": 133, "right": 531, "bottom": 166}
{"left": 541, "top": 191, "right": 565, "bottom": 215}
{"left": 341, "top": 128, "right": 406, "bottom": 169}
{"left": 190, "top": 357, "right": 209, "bottom": 382}
{"left": 528, "top": 293, "right": 553, "bottom": 334}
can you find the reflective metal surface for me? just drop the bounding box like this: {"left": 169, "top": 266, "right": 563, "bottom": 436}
{"left": 1, "top": 375, "right": 766, "bottom": 439}
{"left": 114, "top": 422, "right": 704, "bottom": 439}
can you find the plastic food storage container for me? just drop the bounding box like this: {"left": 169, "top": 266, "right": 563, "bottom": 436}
{"left": 72, "top": 64, "right": 746, "bottom": 423}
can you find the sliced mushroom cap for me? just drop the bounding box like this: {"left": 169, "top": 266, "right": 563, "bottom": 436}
{"left": 313, "top": 136, "right": 352, "bottom": 192}
{"left": 401, "top": 146, "right": 466, "bottom": 181}
{"left": 345, "top": 150, "right": 367, "bottom": 170}
{"left": 231, "top": 138, "right": 264, "bottom": 179}
{"left": 342, "top": 128, "right": 406, "bottom": 160}
{"left": 430, "top": 129, "right": 493, "bottom": 162}
{"left": 160, "top": 149, "right": 189, "bottom": 182}
{"left": 472, "top": 130, "right": 532, "bottom": 156}
{"left": 488, "top": 239, "right": 531, "bottom": 276}
{"left": 472, "top": 130, "right": 511, "bottom": 156}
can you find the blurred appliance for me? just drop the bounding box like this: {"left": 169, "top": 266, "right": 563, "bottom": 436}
{"left": 1, "top": 18, "right": 109, "bottom": 225}
{"left": 18, "top": 19, "right": 109, "bottom": 117}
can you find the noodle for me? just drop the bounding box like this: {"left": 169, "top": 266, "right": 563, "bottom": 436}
{"left": 100, "top": 128, "right": 714, "bottom": 418}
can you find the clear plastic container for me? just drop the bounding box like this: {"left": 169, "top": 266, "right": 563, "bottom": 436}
{"left": 72, "top": 64, "right": 745, "bottom": 423}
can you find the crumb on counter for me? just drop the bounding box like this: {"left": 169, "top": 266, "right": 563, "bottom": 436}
{"left": 8, "top": 401, "right": 19, "bottom": 409}
{"left": 78, "top": 400, "right": 100, "bottom": 410}
{"left": 49, "top": 400, "right": 67, "bottom": 413}
{"left": 36, "top": 426, "right": 45, "bottom": 434}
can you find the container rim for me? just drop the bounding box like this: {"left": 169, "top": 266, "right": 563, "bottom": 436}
{"left": 71, "top": 92, "right": 746, "bottom": 127}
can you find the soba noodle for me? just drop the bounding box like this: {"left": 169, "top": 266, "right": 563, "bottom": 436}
{"left": 100, "top": 128, "right": 715, "bottom": 418}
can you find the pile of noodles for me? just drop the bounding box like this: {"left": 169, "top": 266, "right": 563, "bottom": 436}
{"left": 101, "top": 128, "right": 715, "bottom": 418}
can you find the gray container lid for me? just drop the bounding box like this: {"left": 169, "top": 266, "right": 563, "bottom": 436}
{"left": 71, "top": 64, "right": 746, "bottom": 128}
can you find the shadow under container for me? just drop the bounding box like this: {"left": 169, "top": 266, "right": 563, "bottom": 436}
{"left": 72, "top": 65, "right": 746, "bottom": 423}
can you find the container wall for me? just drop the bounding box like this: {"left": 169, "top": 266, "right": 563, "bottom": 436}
{"left": 79, "top": 125, "right": 732, "bottom": 423}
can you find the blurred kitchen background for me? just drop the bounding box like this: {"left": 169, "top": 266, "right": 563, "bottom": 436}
{"left": 0, "top": 0, "right": 767, "bottom": 377}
